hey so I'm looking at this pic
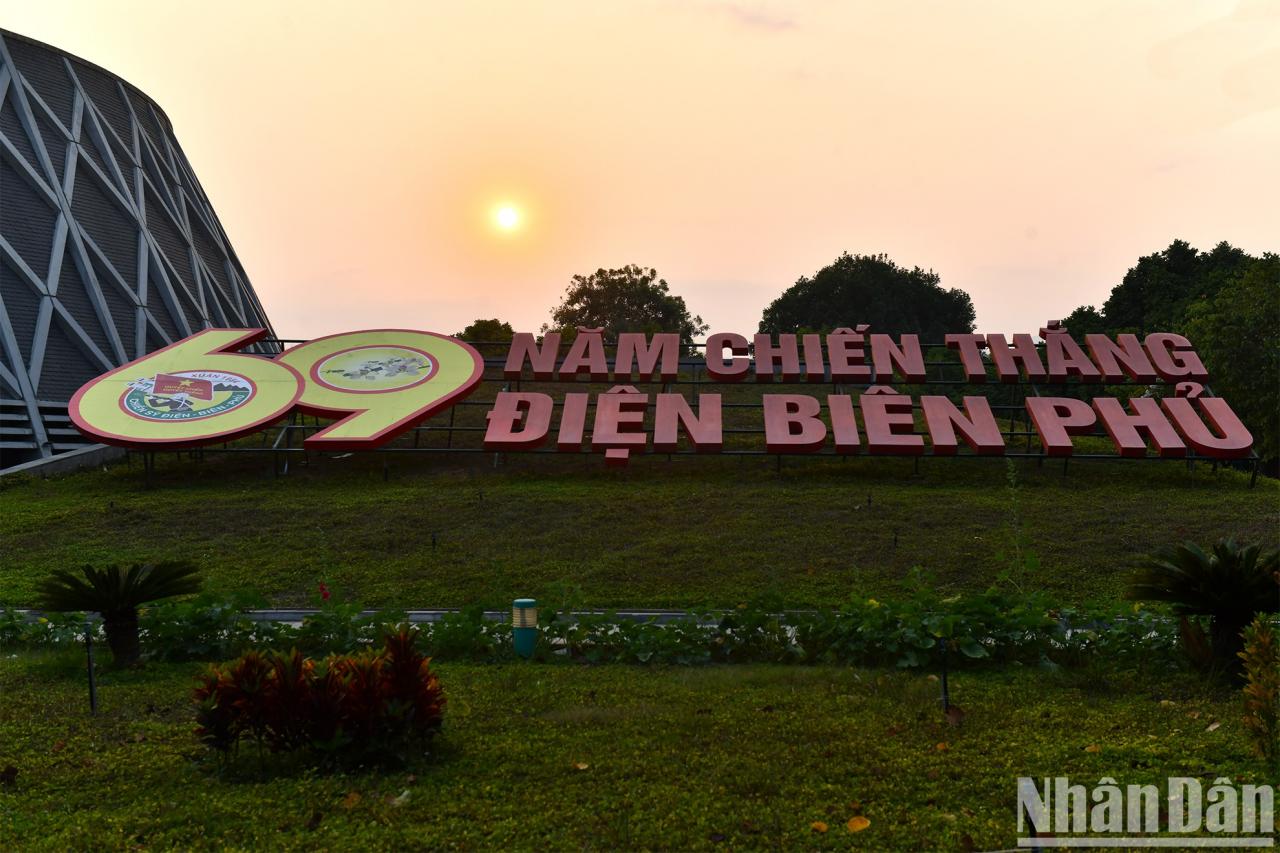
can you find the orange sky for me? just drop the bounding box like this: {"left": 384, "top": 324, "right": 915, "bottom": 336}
{"left": 7, "top": 1, "right": 1278, "bottom": 339}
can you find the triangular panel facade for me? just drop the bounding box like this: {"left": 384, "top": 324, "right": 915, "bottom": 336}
{"left": 0, "top": 29, "right": 275, "bottom": 468}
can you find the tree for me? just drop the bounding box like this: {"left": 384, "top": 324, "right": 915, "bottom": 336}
{"left": 1060, "top": 241, "right": 1277, "bottom": 466}
{"left": 1060, "top": 305, "right": 1108, "bottom": 341}
{"left": 758, "top": 253, "right": 975, "bottom": 339}
{"left": 1126, "top": 539, "right": 1278, "bottom": 675}
{"left": 546, "top": 265, "right": 707, "bottom": 345}
{"left": 37, "top": 562, "right": 202, "bottom": 667}
{"left": 455, "top": 318, "right": 515, "bottom": 357}
{"left": 1183, "top": 253, "right": 1280, "bottom": 463}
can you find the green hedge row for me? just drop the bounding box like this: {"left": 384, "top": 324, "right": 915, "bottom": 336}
{"left": 1, "top": 586, "right": 1182, "bottom": 670}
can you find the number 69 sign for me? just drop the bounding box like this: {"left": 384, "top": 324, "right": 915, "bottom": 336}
{"left": 69, "top": 328, "right": 484, "bottom": 450}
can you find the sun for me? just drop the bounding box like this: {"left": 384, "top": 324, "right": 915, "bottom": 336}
{"left": 493, "top": 204, "right": 521, "bottom": 232}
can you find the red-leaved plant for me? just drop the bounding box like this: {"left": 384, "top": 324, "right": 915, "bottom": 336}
{"left": 193, "top": 628, "right": 444, "bottom": 766}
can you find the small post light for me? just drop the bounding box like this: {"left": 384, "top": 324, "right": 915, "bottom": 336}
{"left": 512, "top": 598, "right": 538, "bottom": 659}
{"left": 937, "top": 636, "right": 950, "bottom": 712}
{"left": 84, "top": 618, "right": 98, "bottom": 715}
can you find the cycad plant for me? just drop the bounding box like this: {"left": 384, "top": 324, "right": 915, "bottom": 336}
{"left": 1126, "top": 539, "right": 1279, "bottom": 673}
{"left": 37, "top": 562, "right": 202, "bottom": 667}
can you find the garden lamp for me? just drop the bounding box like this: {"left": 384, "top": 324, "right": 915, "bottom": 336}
{"left": 513, "top": 598, "right": 539, "bottom": 659}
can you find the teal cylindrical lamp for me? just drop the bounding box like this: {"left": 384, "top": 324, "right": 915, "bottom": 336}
{"left": 512, "top": 598, "right": 539, "bottom": 659}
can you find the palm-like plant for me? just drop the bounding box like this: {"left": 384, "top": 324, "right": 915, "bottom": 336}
{"left": 37, "top": 562, "right": 202, "bottom": 667}
{"left": 1126, "top": 539, "right": 1279, "bottom": 672}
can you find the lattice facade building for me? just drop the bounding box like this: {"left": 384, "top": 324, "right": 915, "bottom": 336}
{"left": 0, "top": 30, "right": 275, "bottom": 468}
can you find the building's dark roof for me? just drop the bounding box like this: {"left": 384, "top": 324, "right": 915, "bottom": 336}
{"left": 0, "top": 28, "right": 173, "bottom": 131}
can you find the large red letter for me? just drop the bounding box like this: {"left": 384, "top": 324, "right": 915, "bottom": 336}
{"left": 653, "top": 394, "right": 722, "bottom": 452}
{"left": 871, "top": 334, "right": 926, "bottom": 383}
{"left": 753, "top": 334, "right": 802, "bottom": 382}
{"left": 987, "top": 334, "right": 1046, "bottom": 383}
{"left": 504, "top": 332, "right": 559, "bottom": 380}
{"left": 945, "top": 334, "right": 989, "bottom": 382}
{"left": 1045, "top": 334, "right": 1101, "bottom": 382}
{"left": 556, "top": 392, "right": 590, "bottom": 452}
{"left": 1161, "top": 397, "right": 1253, "bottom": 459}
{"left": 1025, "top": 397, "right": 1095, "bottom": 457}
{"left": 921, "top": 396, "right": 1004, "bottom": 455}
{"left": 484, "top": 392, "right": 553, "bottom": 450}
{"left": 1144, "top": 333, "right": 1209, "bottom": 382}
{"left": 615, "top": 333, "right": 680, "bottom": 381}
{"left": 763, "top": 394, "right": 826, "bottom": 453}
{"left": 827, "top": 394, "right": 861, "bottom": 454}
{"left": 827, "top": 330, "right": 872, "bottom": 382}
{"left": 706, "top": 333, "right": 750, "bottom": 381}
{"left": 1085, "top": 334, "right": 1157, "bottom": 382}
{"left": 592, "top": 390, "right": 649, "bottom": 451}
{"left": 559, "top": 330, "right": 610, "bottom": 380}
{"left": 860, "top": 393, "right": 923, "bottom": 455}
{"left": 1093, "top": 397, "right": 1186, "bottom": 458}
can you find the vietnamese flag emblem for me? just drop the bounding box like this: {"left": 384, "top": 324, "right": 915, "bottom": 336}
{"left": 152, "top": 373, "right": 214, "bottom": 401}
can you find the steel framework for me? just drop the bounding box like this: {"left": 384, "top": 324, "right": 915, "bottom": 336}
{"left": 0, "top": 30, "right": 275, "bottom": 469}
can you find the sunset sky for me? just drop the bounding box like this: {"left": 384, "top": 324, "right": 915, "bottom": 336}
{"left": 6, "top": 1, "right": 1278, "bottom": 339}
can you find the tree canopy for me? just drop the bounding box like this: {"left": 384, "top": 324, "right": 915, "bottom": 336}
{"left": 545, "top": 265, "right": 707, "bottom": 344}
{"left": 1060, "top": 305, "right": 1108, "bottom": 339}
{"left": 1098, "top": 239, "right": 1253, "bottom": 335}
{"left": 455, "top": 318, "right": 515, "bottom": 356}
{"left": 758, "top": 252, "right": 975, "bottom": 338}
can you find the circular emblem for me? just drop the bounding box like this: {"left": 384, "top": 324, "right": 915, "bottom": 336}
{"left": 121, "top": 370, "right": 255, "bottom": 421}
{"left": 312, "top": 345, "right": 438, "bottom": 393}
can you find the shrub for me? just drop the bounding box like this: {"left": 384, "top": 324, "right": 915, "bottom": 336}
{"left": 0, "top": 608, "right": 92, "bottom": 648}
{"left": 427, "top": 605, "right": 510, "bottom": 661}
{"left": 1239, "top": 615, "right": 1279, "bottom": 764}
{"left": 141, "top": 590, "right": 283, "bottom": 662}
{"left": 292, "top": 584, "right": 408, "bottom": 656}
{"left": 1126, "top": 539, "right": 1279, "bottom": 673}
{"left": 36, "top": 562, "right": 201, "bottom": 666}
{"left": 9, "top": 589, "right": 1191, "bottom": 671}
{"left": 193, "top": 627, "right": 445, "bottom": 767}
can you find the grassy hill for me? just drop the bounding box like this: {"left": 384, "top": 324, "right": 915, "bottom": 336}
{"left": 2, "top": 449, "right": 1275, "bottom": 609}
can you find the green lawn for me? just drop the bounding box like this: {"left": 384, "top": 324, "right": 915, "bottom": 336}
{"left": 0, "top": 653, "right": 1267, "bottom": 851}
{"left": 1, "top": 450, "right": 1275, "bottom": 609}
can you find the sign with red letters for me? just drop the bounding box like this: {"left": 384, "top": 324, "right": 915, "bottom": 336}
{"left": 70, "top": 324, "right": 1254, "bottom": 465}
